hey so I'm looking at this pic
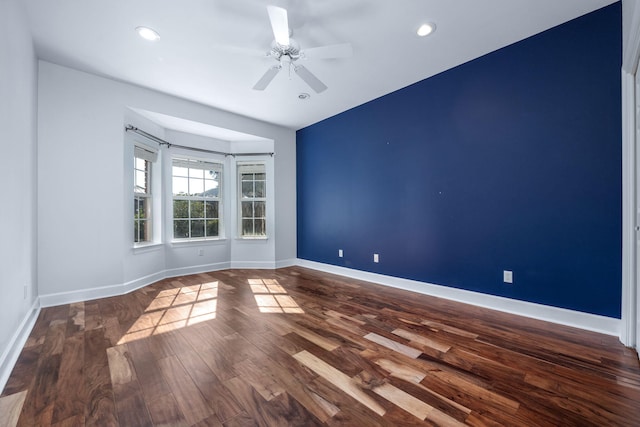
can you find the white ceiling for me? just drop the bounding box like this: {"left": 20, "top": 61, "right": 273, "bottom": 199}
{"left": 24, "top": 0, "right": 617, "bottom": 130}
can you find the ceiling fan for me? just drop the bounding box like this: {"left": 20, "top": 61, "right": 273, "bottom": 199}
{"left": 253, "top": 5, "right": 352, "bottom": 93}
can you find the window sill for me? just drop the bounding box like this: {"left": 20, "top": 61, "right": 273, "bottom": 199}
{"left": 171, "top": 238, "right": 227, "bottom": 247}
{"left": 133, "top": 242, "right": 164, "bottom": 254}
{"left": 236, "top": 236, "right": 269, "bottom": 241}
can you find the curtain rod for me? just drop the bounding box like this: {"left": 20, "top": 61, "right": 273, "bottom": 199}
{"left": 125, "top": 125, "right": 274, "bottom": 157}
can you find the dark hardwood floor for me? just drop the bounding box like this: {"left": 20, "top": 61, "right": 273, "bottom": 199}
{"left": 2, "top": 266, "right": 640, "bottom": 426}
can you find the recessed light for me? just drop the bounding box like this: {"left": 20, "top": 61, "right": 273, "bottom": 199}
{"left": 298, "top": 93, "right": 310, "bottom": 100}
{"left": 136, "top": 26, "right": 160, "bottom": 41}
{"left": 417, "top": 23, "right": 436, "bottom": 37}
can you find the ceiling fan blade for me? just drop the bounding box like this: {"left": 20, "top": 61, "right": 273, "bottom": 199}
{"left": 267, "top": 5, "right": 290, "bottom": 46}
{"left": 295, "top": 65, "right": 327, "bottom": 93}
{"left": 253, "top": 66, "right": 281, "bottom": 91}
{"left": 302, "top": 43, "right": 353, "bottom": 59}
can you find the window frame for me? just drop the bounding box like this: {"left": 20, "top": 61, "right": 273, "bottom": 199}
{"left": 171, "top": 156, "right": 224, "bottom": 242}
{"left": 133, "top": 144, "right": 158, "bottom": 245}
{"left": 237, "top": 162, "right": 267, "bottom": 239}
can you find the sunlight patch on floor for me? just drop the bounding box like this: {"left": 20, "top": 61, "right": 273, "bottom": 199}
{"left": 249, "top": 278, "right": 304, "bottom": 314}
{"left": 118, "top": 281, "right": 218, "bottom": 344}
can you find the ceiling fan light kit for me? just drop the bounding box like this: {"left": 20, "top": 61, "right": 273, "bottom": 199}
{"left": 253, "top": 4, "right": 352, "bottom": 94}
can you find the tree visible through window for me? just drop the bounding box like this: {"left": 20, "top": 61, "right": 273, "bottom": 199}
{"left": 238, "top": 163, "right": 266, "bottom": 237}
{"left": 172, "top": 158, "right": 222, "bottom": 240}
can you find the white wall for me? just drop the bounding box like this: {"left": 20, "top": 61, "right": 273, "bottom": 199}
{"left": 0, "top": 0, "right": 39, "bottom": 385}
{"left": 38, "top": 61, "right": 297, "bottom": 302}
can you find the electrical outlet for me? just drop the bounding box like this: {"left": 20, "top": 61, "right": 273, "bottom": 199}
{"left": 503, "top": 270, "right": 513, "bottom": 284}
{"left": 23, "top": 284, "right": 27, "bottom": 299}
{"left": 338, "top": 249, "right": 343, "bottom": 257}
{"left": 374, "top": 253, "right": 379, "bottom": 263}
{"left": 198, "top": 249, "right": 204, "bottom": 256}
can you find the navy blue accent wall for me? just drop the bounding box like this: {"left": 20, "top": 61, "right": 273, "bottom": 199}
{"left": 296, "top": 3, "right": 622, "bottom": 318}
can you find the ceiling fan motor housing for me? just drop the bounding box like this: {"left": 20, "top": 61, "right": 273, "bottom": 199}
{"left": 270, "top": 38, "right": 300, "bottom": 61}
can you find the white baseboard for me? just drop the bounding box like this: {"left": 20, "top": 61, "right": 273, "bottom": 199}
{"left": 39, "top": 262, "right": 232, "bottom": 308}
{"left": 230, "top": 260, "right": 276, "bottom": 269}
{"left": 296, "top": 259, "right": 621, "bottom": 337}
{"left": 39, "top": 282, "right": 125, "bottom": 308}
{"left": 123, "top": 270, "right": 169, "bottom": 294}
{"left": 163, "top": 262, "right": 231, "bottom": 280}
{"left": 276, "top": 258, "right": 297, "bottom": 269}
{"left": 0, "top": 299, "right": 41, "bottom": 393}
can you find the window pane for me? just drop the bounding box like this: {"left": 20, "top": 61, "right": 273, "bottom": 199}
{"left": 254, "top": 181, "right": 265, "bottom": 198}
{"left": 173, "top": 177, "right": 189, "bottom": 196}
{"left": 135, "top": 198, "right": 147, "bottom": 219}
{"left": 241, "top": 181, "right": 254, "bottom": 198}
{"left": 191, "top": 201, "right": 205, "bottom": 219}
{"left": 206, "top": 220, "right": 218, "bottom": 237}
{"left": 173, "top": 200, "right": 189, "bottom": 219}
{"left": 241, "top": 201, "right": 253, "bottom": 218}
{"left": 135, "top": 157, "right": 146, "bottom": 170}
{"left": 254, "top": 201, "right": 265, "bottom": 218}
{"left": 242, "top": 219, "right": 254, "bottom": 236}
{"left": 134, "top": 220, "right": 140, "bottom": 242}
{"left": 241, "top": 173, "right": 253, "bottom": 182}
{"left": 255, "top": 173, "right": 265, "bottom": 180}
{"left": 254, "top": 219, "right": 266, "bottom": 236}
{"left": 142, "top": 220, "right": 151, "bottom": 242}
{"left": 189, "top": 178, "right": 204, "bottom": 196}
{"left": 191, "top": 220, "right": 205, "bottom": 238}
{"left": 173, "top": 166, "right": 189, "bottom": 178}
{"left": 189, "top": 168, "right": 204, "bottom": 179}
{"left": 135, "top": 219, "right": 149, "bottom": 242}
{"left": 174, "top": 220, "right": 189, "bottom": 238}
{"left": 205, "top": 201, "right": 218, "bottom": 219}
{"left": 135, "top": 170, "right": 147, "bottom": 193}
{"left": 204, "top": 179, "right": 219, "bottom": 197}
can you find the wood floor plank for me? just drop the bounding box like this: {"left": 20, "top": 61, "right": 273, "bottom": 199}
{"left": 293, "top": 350, "right": 387, "bottom": 416}
{"left": 51, "top": 334, "right": 85, "bottom": 424}
{"left": 66, "top": 302, "right": 85, "bottom": 337}
{"left": 156, "top": 354, "right": 215, "bottom": 425}
{"left": 131, "top": 356, "right": 172, "bottom": 401}
{"left": 222, "top": 376, "right": 289, "bottom": 427}
{"left": 233, "top": 358, "right": 285, "bottom": 401}
{"left": 392, "top": 327, "right": 452, "bottom": 353}
{"left": 112, "top": 389, "right": 153, "bottom": 427}
{"left": 0, "top": 390, "right": 27, "bottom": 427}
{"left": 1, "top": 347, "right": 41, "bottom": 397}
{"left": 240, "top": 348, "right": 333, "bottom": 422}
{"left": 17, "top": 353, "right": 60, "bottom": 426}
{"left": 50, "top": 414, "right": 84, "bottom": 427}
{"left": 364, "top": 332, "right": 422, "bottom": 359}
{"left": 106, "top": 345, "right": 136, "bottom": 386}
{"left": 145, "top": 393, "right": 189, "bottom": 427}
{"left": 83, "top": 329, "right": 117, "bottom": 427}
{"left": 176, "top": 347, "right": 243, "bottom": 422}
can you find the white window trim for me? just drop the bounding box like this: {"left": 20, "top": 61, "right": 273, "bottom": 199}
{"left": 133, "top": 142, "right": 160, "bottom": 247}
{"left": 237, "top": 161, "right": 268, "bottom": 240}
{"left": 170, "top": 155, "right": 225, "bottom": 242}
